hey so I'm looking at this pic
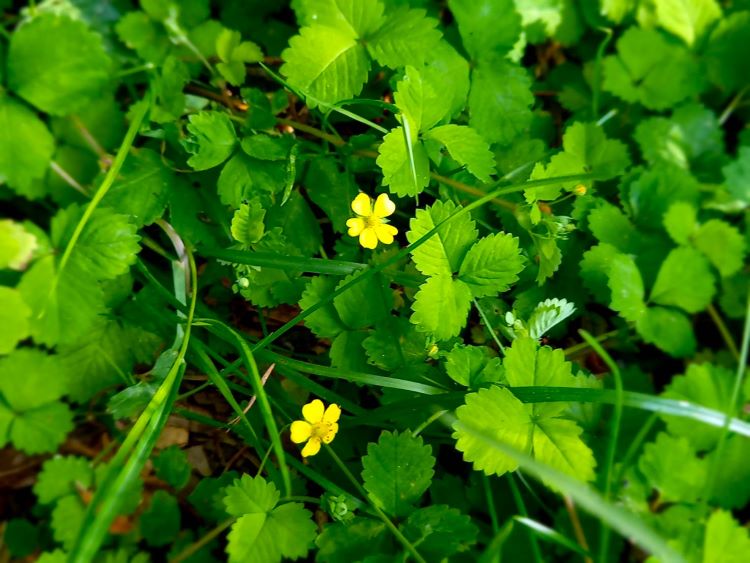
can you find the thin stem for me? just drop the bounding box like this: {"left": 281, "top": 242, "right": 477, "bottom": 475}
{"left": 563, "top": 329, "right": 621, "bottom": 358}
{"left": 431, "top": 172, "right": 517, "bottom": 211}
{"left": 474, "top": 297, "right": 506, "bottom": 354}
{"left": 169, "top": 518, "right": 235, "bottom": 563}
{"left": 707, "top": 303, "right": 740, "bottom": 361}
{"left": 325, "top": 446, "right": 427, "bottom": 563}
{"left": 592, "top": 28, "right": 613, "bottom": 119}
{"left": 116, "top": 63, "right": 156, "bottom": 78}
{"left": 412, "top": 409, "right": 448, "bottom": 437}
{"left": 508, "top": 474, "right": 544, "bottom": 563}
{"left": 613, "top": 413, "right": 657, "bottom": 492}
{"left": 276, "top": 116, "right": 344, "bottom": 146}
{"left": 49, "top": 161, "right": 87, "bottom": 195}
{"left": 71, "top": 115, "right": 108, "bottom": 159}
{"left": 483, "top": 474, "right": 500, "bottom": 534}
{"left": 564, "top": 496, "right": 593, "bottom": 563}
{"left": 719, "top": 87, "right": 748, "bottom": 126}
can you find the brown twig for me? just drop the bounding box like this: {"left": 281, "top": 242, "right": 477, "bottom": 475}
{"left": 227, "top": 363, "right": 275, "bottom": 427}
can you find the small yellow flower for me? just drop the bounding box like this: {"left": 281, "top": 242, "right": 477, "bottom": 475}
{"left": 573, "top": 184, "right": 587, "bottom": 196}
{"left": 346, "top": 193, "right": 398, "bottom": 249}
{"left": 290, "top": 399, "right": 341, "bottom": 457}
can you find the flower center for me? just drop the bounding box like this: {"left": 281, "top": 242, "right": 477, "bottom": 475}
{"left": 310, "top": 421, "right": 332, "bottom": 440}
{"left": 365, "top": 216, "right": 383, "bottom": 229}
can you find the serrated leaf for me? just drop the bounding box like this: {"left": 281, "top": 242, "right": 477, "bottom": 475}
{"left": 377, "top": 126, "right": 430, "bottom": 197}
{"left": 231, "top": 200, "right": 266, "bottom": 247}
{"left": 628, "top": 164, "right": 700, "bottom": 227}
{"left": 607, "top": 253, "right": 645, "bottom": 322}
{"left": 402, "top": 505, "right": 478, "bottom": 560}
{"left": 693, "top": 219, "right": 746, "bottom": 278}
{"left": 703, "top": 510, "right": 750, "bottom": 562}
{"left": 636, "top": 306, "right": 696, "bottom": 358}
{"left": 115, "top": 12, "right": 169, "bottom": 63}
{"left": 468, "top": 58, "right": 534, "bottom": 145}
{"left": 300, "top": 276, "right": 347, "bottom": 338}
{"left": 458, "top": 233, "right": 524, "bottom": 297}
{"left": 366, "top": 8, "right": 441, "bottom": 68}
{"left": 140, "top": 491, "right": 181, "bottom": 547}
{"left": 329, "top": 330, "right": 370, "bottom": 372}
{"left": 281, "top": 25, "right": 369, "bottom": 107}
{"left": 51, "top": 495, "right": 85, "bottom": 550}
{"left": 504, "top": 337, "right": 576, "bottom": 389}
{"left": 224, "top": 474, "right": 316, "bottom": 563}
{"left": 663, "top": 202, "right": 698, "bottom": 244}
{"left": 705, "top": 12, "right": 750, "bottom": 91}
{"left": 444, "top": 344, "right": 504, "bottom": 387}
{"left": 421, "top": 41, "right": 470, "bottom": 118}
{"left": 653, "top": 0, "right": 721, "bottom": 46}
{"left": 34, "top": 456, "right": 93, "bottom": 505}
{"left": 722, "top": 146, "right": 750, "bottom": 206}
{"left": 153, "top": 446, "right": 191, "bottom": 490}
{"left": 8, "top": 14, "right": 112, "bottom": 115}
{"left": 706, "top": 436, "right": 750, "bottom": 510}
{"left": 394, "top": 65, "right": 452, "bottom": 134}
{"left": 218, "top": 152, "right": 287, "bottom": 207}
{"left": 0, "top": 401, "right": 74, "bottom": 455}
{"left": 661, "top": 363, "right": 735, "bottom": 451}
{"left": 265, "top": 192, "right": 322, "bottom": 257}
{"left": 453, "top": 385, "right": 596, "bottom": 480}
{"left": 362, "top": 316, "right": 427, "bottom": 371}
{"left": 333, "top": 272, "right": 390, "bottom": 330}
{"left": 580, "top": 243, "right": 620, "bottom": 304}
{"left": 424, "top": 124, "right": 495, "bottom": 182}
{"left": 449, "top": 0, "right": 521, "bottom": 60}
{"left": 295, "top": 0, "right": 385, "bottom": 36}
{"left": 184, "top": 111, "right": 238, "bottom": 171}
{"left": 407, "top": 200, "right": 478, "bottom": 277}
{"left": 361, "top": 431, "right": 435, "bottom": 517}
{"left": 315, "top": 518, "right": 389, "bottom": 563}
{"left": 305, "top": 158, "right": 357, "bottom": 233}
{"left": 410, "top": 275, "right": 472, "bottom": 341}
{"left": 602, "top": 27, "right": 705, "bottom": 110}
{"left": 588, "top": 203, "right": 639, "bottom": 253}
{"left": 527, "top": 298, "right": 576, "bottom": 339}
{"left": 240, "top": 135, "right": 290, "bottom": 161}
{"left": 638, "top": 432, "right": 707, "bottom": 503}
{"left": 0, "top": 287, "right": 30, "bottom": 354}
{"left": 650, "top": 247, "right": 715, "bottom": 313}
{"left": 0, "top": 95, "right": 55, "bottom": 194}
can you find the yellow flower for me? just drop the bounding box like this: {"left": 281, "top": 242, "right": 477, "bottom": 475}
{"left": 573, "top": 184, "right": 587, "bottom": 196}
{"left": 346, "top": 193, "right": 398, "bottom": 249}
{"left": 290, "top": 399, "right": 341, "bottom": 457}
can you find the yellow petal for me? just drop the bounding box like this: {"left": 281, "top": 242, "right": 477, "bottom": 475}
{"left": 302, "top": 399, "right": 324, "bottom": 423}
{"left": 301, "top": 437, "right": 321, "bottom": 457}
{"left": 323, "top": 403, "right": 341, "bottom": 423}
{"left": 346, "top": 217, "right": 365, "bottom": 237}
{"left": 351, "top": 193, "right": 373, "bottom": 217}
{"left": 373, "top": 193, "right": 396, "bottom": 218}
{"left": 374, "top": 224, "right": 398, "bottom": 245}
{"left": 290, "top": 420, "right": 312, "bottom": 443}
{"left": 359, "top": 228, "right": 378, "bottom": 249}
{"left": 322, "top": 422, "right": 339, "bottom": 443}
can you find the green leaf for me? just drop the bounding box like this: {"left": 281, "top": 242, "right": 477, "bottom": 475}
{"left": 51, "top": 495, "right": 85, "bottom": 550}
{"left": 115, "top": 11, "right": 170, "bottom": 64}
{"left": 184, "top": 111, "right": 238, "bottom": 171}
{"left": 703, "top": 510, "right": 750, "bottom": 563}
{"left": 241, "top": 135, "right": 290, "bottom": 161}
{"left": 526, "top": 298, "right": 576, "bottom": 340}
{"left": 0, "top": 95, "right": 55, "bottom": 195}
{"left": 453, "top": 385, "right": 596, "bottom": 480}
{"left": 4, "top": 518, "right": 39, "bottom": 558}
{"left": 636, "top": 306, "right": 696, "bottom": 358}
{"left": 363, "top": 317, "right": 427, "bottom": 371}
{"left": 693, "top": 219, "right": 746, "bottom": 277}
{"left": 661, "top": 363, "right": 735, "bottom": 451}
{"left": 705, "top": 11, "right": 750, "bottom": 91}
{"left": 421, "top": 41, "right": 470, "bottom": 118}
{"left": 722, "top": 146, "right": 750, "bottom": 206}
{"left": 140, "top": 491, "right": 181, "bottom": 547}
{"left": 151, "top": 56, "right": 190, "bottom": 124}
{"left": 281, "top": 25, "right": 369, "bottom": 107}
{"left": 34, "top": 456, "right": 94, "bottom": 505}
{"left": 602, "top": 27, "right": 705, "bottom": 110}
{"left": 0, "top": 287, "right": 30, "bottom": 355}
{"left": 153, "top": 446, "right": 191, "bottom": 490}
{"left": 449, "top": 0, "right": 521, "bottom": 60}
{"left": 305, "top": 158, "right": 357, "bottom": 233}
{"left": 0, "top": 220, "right": 37, "bottom": 271}
{"left": 627, "top": 164, "right": 700, "bottom": 226}
{"left": 638, "top": 432, "right": 707, "bottom": 503}
{"left": 457, "top": 233, "right": 524, "bottom": 298}
{"left": 51, "top": 205, "right": 141, "bottom": 282}
{"left": 315, "top": 519, "right": 389, "bottom": 563}
{"left": 366, "top": 7, "right": 441, "bottom": 68}
{"left": 99, "top": 148, "right": 170, "bottom": 227}
{"left": 407, "top": 200, "right": 478, "bottom": 277}
{"left": 0, "top": 349, "right": 66, "bottom": 410}
{"left": 377, "top": 126, "right": 430, "bottom": 197}
{"left": 333, "top": 272, "right": 390, "bottom": 330}
{"left": 224, "top": 475, "right": 316, "bottom": 563}
{"left": 653, "top": 0, "right": 721, "bottom": 46}
{"left": 218, "top": 152, "right": 287, "bottom": 207}
{"left": 231, "top": 200, "right": 266, "bottom": 247}
{"left": 188, "top": 472, "right": 238, "bottom": 522}
{"left": 424, "top": 124, "right": 495, "bottom": 182}
{"left": 299, "top": 276, "right": 347, "bottom": 338}
{"left": 504, "top": 337, "right": 576, "bottom": 388}
{"left": 216, "top": 29, "right": 263, "bottom": 85}
{"left": 650, "top": 247, "right": 715, "bottom": 313}
{"left": 588, "top": 203, "right": 639, "bottom": 253}
{"left": 394, "top": 65, "right": 452, "bottom": 133}
{"left": 410, "top": 275, "right": 472, "bottom": 340}
{"left": 402, "top": 505, "right": 478, "bottom": 560}
{"left": 295, "top": 0, "right": 385, "bottom": 36}
{"left": 468, "top": 58, "right": 534, "bottom": 145}
{"left": 528, "top": 122, "right": 630, "bottom": 200}
{"left": 607, "top": 253, "right": 646, "bottom": 322}
{"left": 361, "top": 430, "right": 435, "bottom": 517}
{"left": 580, "top": 243, "right": 620, "bottom": 304}
{"left": 706, "top": 436, "right": 750, "bottom": 510}
{"left": 663, "top": 202, "right": 697, "bottom": 244}
{"left": 265, "top": 192, "right": 323, "bottom": 257}
{"left": 7, "top": 14, "right": 112, "bottom": 115}
{"left": 444, "top": 344, "right": 504, "bottom": 387}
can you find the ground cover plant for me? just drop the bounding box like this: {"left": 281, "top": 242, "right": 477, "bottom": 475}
{"left": 0, "top": 0, "right": 749, "bottom": 561}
